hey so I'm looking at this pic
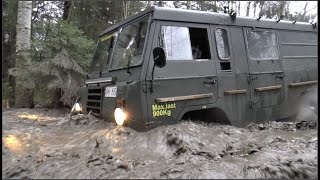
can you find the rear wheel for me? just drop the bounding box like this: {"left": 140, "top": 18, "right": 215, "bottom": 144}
{"left": 181, "top": 108, "right": 231, "bottom": 125}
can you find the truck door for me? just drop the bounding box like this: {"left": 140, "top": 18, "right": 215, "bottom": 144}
{"left": 243, "top": 28, "right": 285, "bottom": 108}
{"left": 145, "top": 21, "right": 218, "bottom": 128}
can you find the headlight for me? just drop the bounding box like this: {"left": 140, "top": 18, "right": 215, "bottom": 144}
{"left": 114, "top": 107, "right": 126, "bottom": 126}
{"left": 71, "top": 102, "right": 82, "bottom": 113}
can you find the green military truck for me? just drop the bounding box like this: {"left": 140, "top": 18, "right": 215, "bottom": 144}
{"left": 77, "top": 7, "right": 318, "bottom": 131}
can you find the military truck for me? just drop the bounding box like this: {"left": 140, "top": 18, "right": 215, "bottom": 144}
{"left": 77, "top": 7, "right": 318, "bottom": 131}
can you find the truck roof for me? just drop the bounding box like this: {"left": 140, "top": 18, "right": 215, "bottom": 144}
{"left": 99, "top": 6, "right": 317, "bottom": 37}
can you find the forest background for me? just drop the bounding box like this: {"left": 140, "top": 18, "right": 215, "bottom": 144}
{"left": 2, "top": 1, "right": 318, "bottom": 109}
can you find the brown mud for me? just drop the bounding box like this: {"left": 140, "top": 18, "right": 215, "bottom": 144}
{"left": 2, "top": 108, "right": 318, "bottom": 179}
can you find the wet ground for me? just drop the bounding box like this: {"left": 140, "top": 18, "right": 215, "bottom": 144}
{"left": 2, "top": 108, "right": 318, "bottom": 179}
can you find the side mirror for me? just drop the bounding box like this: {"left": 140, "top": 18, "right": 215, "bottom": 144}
{"left": 153, "top": 47, "right": 166, "bottom": 68}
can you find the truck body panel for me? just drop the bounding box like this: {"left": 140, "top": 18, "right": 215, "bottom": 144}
{"left": 79, "top": 7, "right": 317, "bottom": 131}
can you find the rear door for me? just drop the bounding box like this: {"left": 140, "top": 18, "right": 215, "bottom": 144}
{"left": 145, "top": 21, "right": 218, "bottom": 128}
{"left": 243, "top": 28, "right": 285, "bottom": 108}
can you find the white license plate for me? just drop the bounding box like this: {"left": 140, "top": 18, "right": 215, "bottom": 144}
{"left": 105, "top": 86, "right": 117, "bottom": 97}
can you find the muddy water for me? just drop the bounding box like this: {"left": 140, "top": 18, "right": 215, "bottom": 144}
{"left": 2, "top": 108, "right": 318, "bottom": 179}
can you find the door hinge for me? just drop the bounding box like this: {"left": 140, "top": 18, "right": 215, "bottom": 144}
{"left": 142, "top": 81, "right": 160, "bottom": 93}
{"left": 142, "top": 82, "right": 148, "bottom": 93}
{"left": 275, "top": 73, "right": 284, "bottom": 80}
{"left": 249, "top": 99, "right": 258, "bottom": 107}
{"left": 247, "top": 75, "right": 258, "bottom": 84}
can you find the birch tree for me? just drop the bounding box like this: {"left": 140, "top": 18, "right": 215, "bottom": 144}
{"left": 253, "top": 1, "right": 257, "bottom": 17}
{"left": 14, "top": 1, "right": 33, "bottom": 108}
{"left": 246, "top": 1, "right": 251, "bottom": 16}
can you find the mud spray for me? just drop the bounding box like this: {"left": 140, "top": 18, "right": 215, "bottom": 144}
{"left": 295, "top": 87, "right": 318, "bottom": 122}
{"left": 2, "top": 104, "right": 318, "bottom": 179}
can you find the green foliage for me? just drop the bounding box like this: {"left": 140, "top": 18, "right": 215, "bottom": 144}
{"left": 3, "top": 0, "right": 317, "bottom": 108}
{"left": 9, "top": 21, "right": 94, "bottom": 107}
{"left": 67, "top": 1, "right": 146, "bottom": 40}
{"left": 2, "top": 0, "right": 18, "bottom": 102}
{"left": 2, "top": 79, "right": 14, "bottom": 106}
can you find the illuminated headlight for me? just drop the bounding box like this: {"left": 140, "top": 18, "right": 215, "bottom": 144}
{"left": 71, "top": 102, "right": 82, "bottom": 113}
{"left": 114, "top": 107, "right": 126, "bottom": 126}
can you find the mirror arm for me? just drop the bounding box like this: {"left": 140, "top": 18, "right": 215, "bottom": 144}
{"left": 150, "top": 64, "right": 155, "bottom": 93}
{"left": 126, "top": 58, "right": 132, "bottom": 74}
{"left": 126, "top": 51, "right": 133, "bottom": 74}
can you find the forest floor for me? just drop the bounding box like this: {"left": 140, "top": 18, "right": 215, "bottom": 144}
{"left": 2, "top": 108, "right": 318, "bottom": 179}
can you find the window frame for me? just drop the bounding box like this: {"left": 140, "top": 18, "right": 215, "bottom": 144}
{"left": 88, "top": 30, "right": 119, "bottom": 77}
{"left": 244, "top": 29, "right": 280, "bottom": 61}
{"left": 107, "top": 14, "right": 151, "bottom": 72}
{"left": 214, "top": 27, "right": 231, "bottom": 61}
{"left": 155, "top": 21, "right": 213, "bottom": 62}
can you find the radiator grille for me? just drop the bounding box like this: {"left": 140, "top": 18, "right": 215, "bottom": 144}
{"left": 87, "top": 87, "right": 103, "bottom": 116}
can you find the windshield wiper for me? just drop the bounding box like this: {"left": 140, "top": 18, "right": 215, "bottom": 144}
{"left": 126, "top": 53, "right": 132, "bottom": 74}
{"left": 126, "top": 36, "right": 136, "bottom": 74}
{"left": 126, "top": 22, "right": 142, "bottom": 74}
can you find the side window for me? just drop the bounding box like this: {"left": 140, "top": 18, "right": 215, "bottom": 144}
{"left": 215, "top": 28, "right": 231, "bottom": 71}
{"left": 159, "top": 26, "right": 211, "bottom": 60}
{"left": 246, "top": 31, "right": 279, "bottom": 60}
{"left": 215, "top": 28, "right": 230, "bottom": 60}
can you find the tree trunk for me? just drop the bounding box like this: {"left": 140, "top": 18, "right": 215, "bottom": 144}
{"left": 230, "top": 1, "right": 234, "bottom": 11}
{"left": 238, "top": 1, "right": 241, "bottom": 16}
{"left": 62, "top": 1, "right": 72, "bottom": 21}
{"left": 214, "top": 1, "right": 217, "bottom": 12}
{"left": 259, "top": 1, "right": 265, "bottom": 17}
{"left": 186, "top": 1, "right": 191, "bottom": 9}
{"left": 302, "top": 2, "right": 309, "bottom": 17}
{"left": 253, "top": 1, "right": 257, "bottom": 17}
{"left": 15, "top": 1, "right": 33, "bottom": 108}
{"left": 279, "top": 2, "right": 286, "bottom": 20}
{"left": 158, "top": 1, "right": 163, "bottom": 7}
{"left": 246, "top": 1, "right": 251, "bottom": 16}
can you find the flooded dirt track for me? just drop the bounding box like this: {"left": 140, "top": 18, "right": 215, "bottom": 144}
{"left": 2, "top": 108, "right": 318, "bottom": 179}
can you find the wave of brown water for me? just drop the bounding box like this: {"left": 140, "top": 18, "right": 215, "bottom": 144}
{"left": 2, "top": 108, "right": 318, "bottom": 179}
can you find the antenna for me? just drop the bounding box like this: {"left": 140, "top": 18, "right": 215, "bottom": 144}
{"left": 257, "top": 16, "right": 262, "bottom": 21}
{"left": 292, "top": 21, "right": 296, "bottom": 24}
{"left": 276, "top": 18, "right": 281, "bottom": 23}
{"left": 229, "top": 9, "right": 236, "bottom": 20}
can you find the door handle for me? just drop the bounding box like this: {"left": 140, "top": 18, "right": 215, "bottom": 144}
{"left": 275, "top": 74, "right": 284, "bottom": 79}
{"left": 204, "top": 79, "right": 217, "bottom": 85}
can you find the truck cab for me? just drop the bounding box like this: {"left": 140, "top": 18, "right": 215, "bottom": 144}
{"left": 79, "top": 7, "right": 318, "bottom": 131}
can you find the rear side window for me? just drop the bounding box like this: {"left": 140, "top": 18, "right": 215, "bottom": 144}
{"left": 215, "top": 28, "right": 230, "bottom": 59}
{"left": 246, "top": 31, "right": 279, "bottom": 60}
{"left": 159, "top": 26, "right": 211, "bottom": 60}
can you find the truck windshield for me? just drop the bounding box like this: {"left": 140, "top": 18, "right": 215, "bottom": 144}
{"left": 89, "top": 32, "right": 118, "bottom": 74}
{"left": 110, "top": 15, "right": 149, "bottom": 70}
